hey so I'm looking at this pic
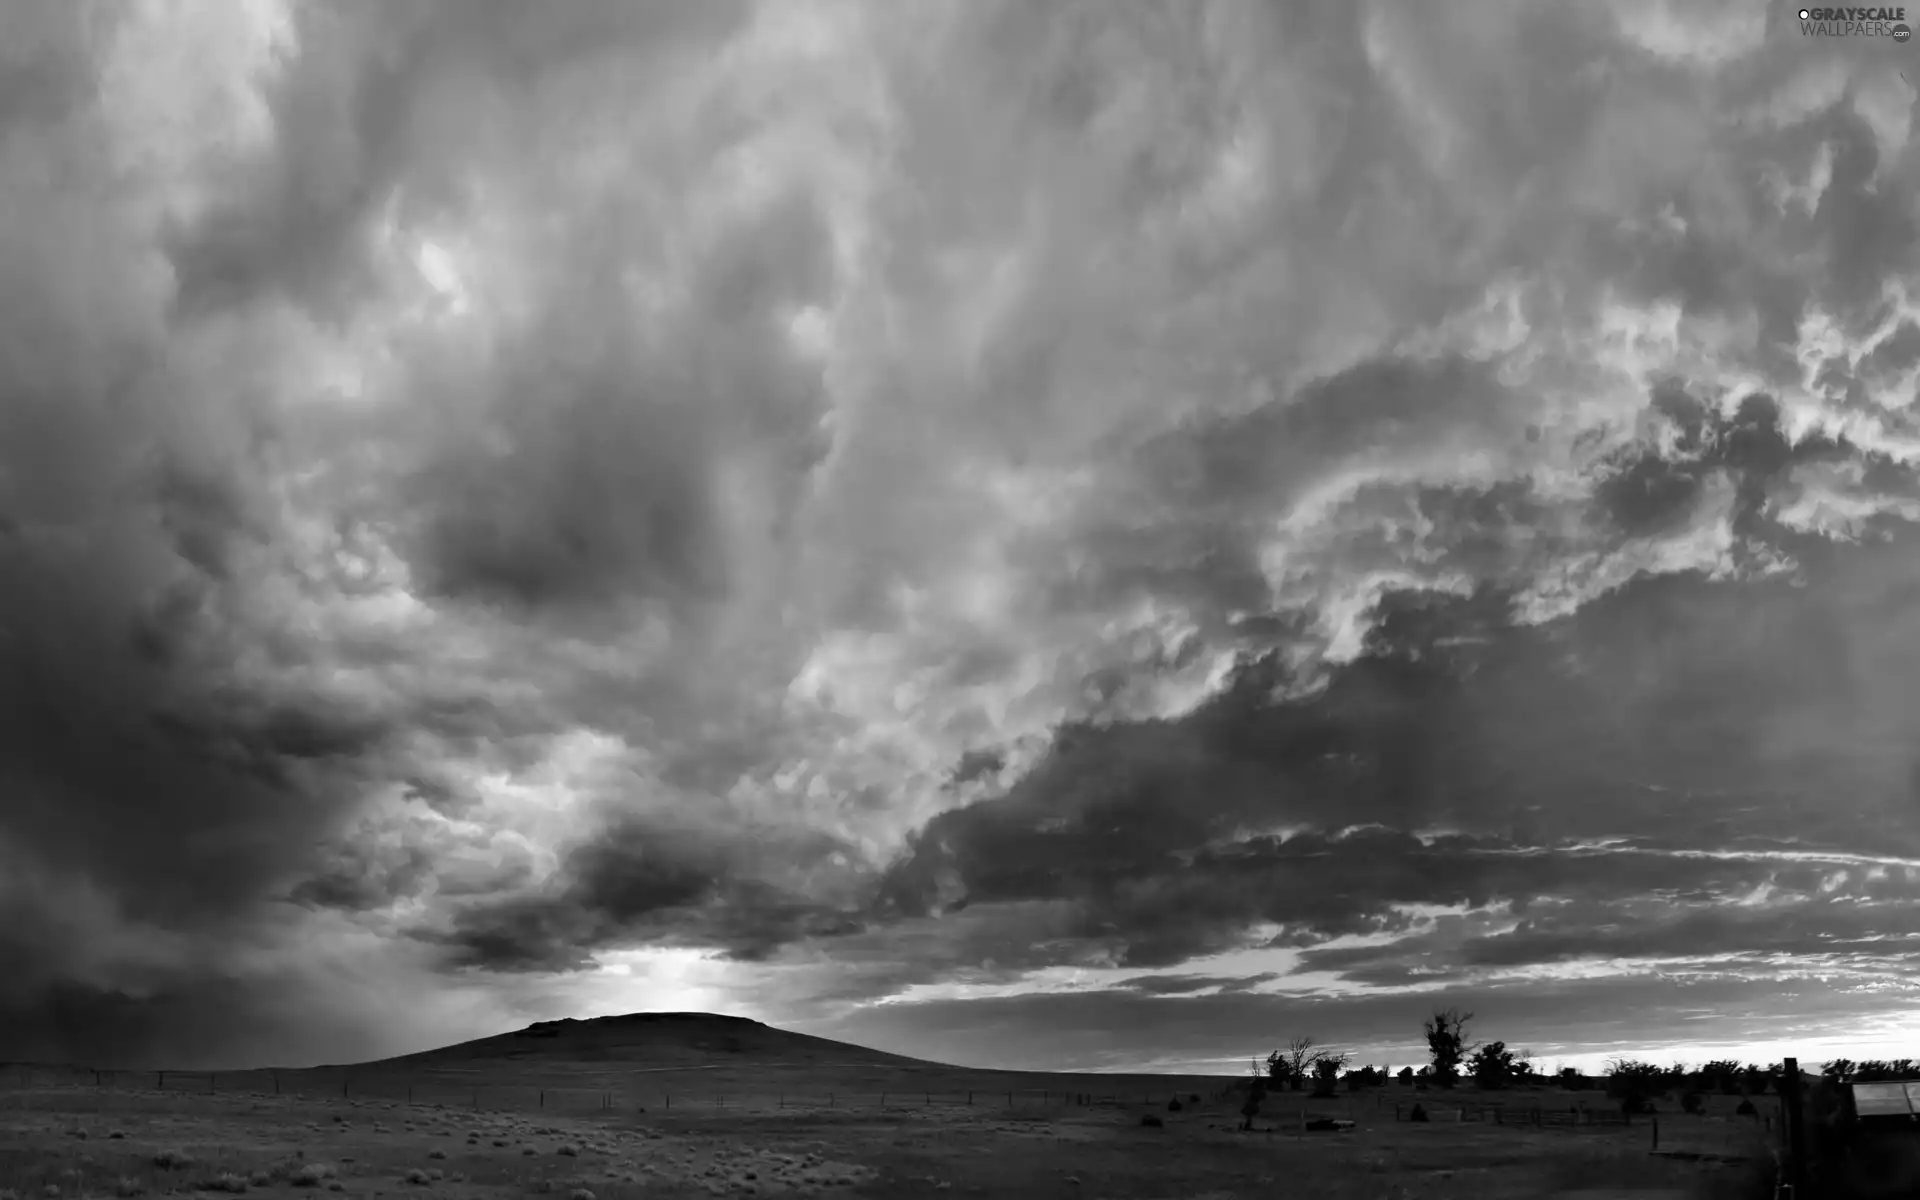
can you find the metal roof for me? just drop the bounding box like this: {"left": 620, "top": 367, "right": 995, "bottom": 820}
{"left": 1849, "top": 1081, "right": 1920, "bottom": 1118}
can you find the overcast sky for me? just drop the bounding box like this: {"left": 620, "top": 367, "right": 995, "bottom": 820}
{"left": 6, "top": 0, "right": 1920, "bottom": 1078}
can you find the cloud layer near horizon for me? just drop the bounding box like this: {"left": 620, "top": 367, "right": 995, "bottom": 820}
{"left": 6, "top": 0, "right": 1920, "bottom": 1073}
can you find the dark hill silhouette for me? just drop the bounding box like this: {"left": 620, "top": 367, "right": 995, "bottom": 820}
{"left": 368, "top": 1011, "right": 943, "bottom": 1072}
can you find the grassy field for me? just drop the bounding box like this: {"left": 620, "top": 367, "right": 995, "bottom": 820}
{"left": 0, "top": 1018, "right": 1788, "bottom": 1197}
{"left": 0, "top": 1074, "right": 1782, "bottom": 1199}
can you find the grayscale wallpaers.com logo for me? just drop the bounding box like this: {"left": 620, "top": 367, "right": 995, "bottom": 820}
{"left": 1798, "top": 6, "right": 1912, "bottom": 40}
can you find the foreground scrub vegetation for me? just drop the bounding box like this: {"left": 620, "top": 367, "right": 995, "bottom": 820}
{"left": 0, "top": 1077, "right": 1777, "bottom": 1199}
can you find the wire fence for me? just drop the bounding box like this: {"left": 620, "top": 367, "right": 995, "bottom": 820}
{"left": 1388, "top": 1098, "right": 1638, "bottom": 1127}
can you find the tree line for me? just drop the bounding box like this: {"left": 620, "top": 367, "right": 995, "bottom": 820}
{"left": 1237, "top": 1006, "right": 1893, "bottom": 1127}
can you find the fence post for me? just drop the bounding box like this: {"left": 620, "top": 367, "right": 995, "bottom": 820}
{"left": 925, "top": 1092, "right": 930, "bottom": 1106}
{"left": 209, "top": 1073, "right": 216, "bottom": 1094}
{"left": 1782, "top": 1057, "right": 1806, "bottom": 1199}
{"left": 880, "top": 1092, "right": 886, "bottom": 1107}
{"left": 827, "top": 1094, "right": 832, "bottom": 1109}
{"left": 342, "top": 1075, "right": 349, "bottom": 1098}
{"left": 1651, "top": 1114, "right": 1659, "bottom": 1152}
{"left": 273, "top": 1073, "right": 280, "bottom": 1096}
{"left": 666, "top": 1094, "right": 670, "bottom": 1110}
{"left": 158, "top": 1072, "right": 165, "bottom": 1090}
{"left": 472, "top": 1089, "right": 478, "bottom": 1109}
{"left": 968, "top": 1092, "right": 972, "bottom": 1106}
{"left": 1007, "top": 1092, "right": 1012, "bottom": 1106}
{"left": 539, "top": 1090, "right": 544, "bottom": 1108}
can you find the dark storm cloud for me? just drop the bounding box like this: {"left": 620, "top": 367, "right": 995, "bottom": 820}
{"left": 401, "top": 188, "right": 835, "bottom": 621}
{"left": 875, "top": 485, "right": 1920, "bottom": 973}
{"left": 433, "top": 813, "right": 867, "bottom": 971}
{"left": 8, "top": 0, "right": 1920, "bottom": 1078}
{"left": 286, "top": 834, "right": 438, "bottom": 913}
{"left": 161, "top": 0, "right": 756, "bottom": 323}
{"left": 1133, "top": 356, "right": 1524, "bottom": 518}
{"left": 1458, "top": 897, "right": 1920, "bottom": 971}
{"left": 1592, "top": 384, "right": 1803, "bottom": 539}
{"left": 0, "top": 0, "right": 768, "bottom": 1068}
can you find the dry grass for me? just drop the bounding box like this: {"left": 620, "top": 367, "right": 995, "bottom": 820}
{"left": 0, "top": 1077, "right": 1787, "bottom": 1199}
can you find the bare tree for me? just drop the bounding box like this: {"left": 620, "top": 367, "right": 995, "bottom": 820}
{"left": 1266, "top": 1036, "right": 1319, "bottom": 1091}
{"left": 1266, "top": 1036, "right": 1350, "bottom": 1092}
{"left": 1310, "top": 1050, "right": 1352, "bottom": 1098}
{"left": 1424, "top": 1007, "right": 1478, "bottom": 1088}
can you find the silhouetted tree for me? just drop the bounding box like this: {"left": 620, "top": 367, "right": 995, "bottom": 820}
{"left": 1469, "top": 1041, "right": 1522, "bottom": 1090}
{"left": 1310, "top": 1052, "right": 1350, "bottom": 1098}
{"left": 1510, "top": 1051, "right": 1536, "bottom": 1084}
{"left": 1605, "top": 1058, "right": 1665, "bottom": 1113}
{"left": 1693, "top": 1059, "right": 1743, "bottom": 1095}
{"left": 1240, "top": 1070, "right": 1268, "bottom": 1132}
{"left": 1345, "top": 1065, "right": 1384, "bottom": 1091}
{"left": 1424, "top": 1007, "right": 1477, "bottom": 1088}
{"left": 1266, "top": 1037, "right": 1325, "bottom": 1092}
{"left": 1853, "top": 1058, "right": 1918, "bottom": 1082}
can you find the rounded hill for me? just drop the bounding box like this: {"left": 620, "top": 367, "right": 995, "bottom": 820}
{"left": 372, "top": 1011, "right": 941, "bottom": 1071}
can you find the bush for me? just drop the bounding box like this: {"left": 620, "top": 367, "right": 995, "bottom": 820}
{"left": 1606, "top": 1059, "right": 1666, "bottom": 1111}
{"left": 151, "top": 1151, "right": 194, "bottom": 1171}
{"left": 1683, "top": 1093, "right": 1705, "bottom": 1115}
{"left": 1469, "top": 1041, "right": 1524, "bottom": 1090}
{"left": 1139, "top": 1114, "right": 1164, "bottom": 1128}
